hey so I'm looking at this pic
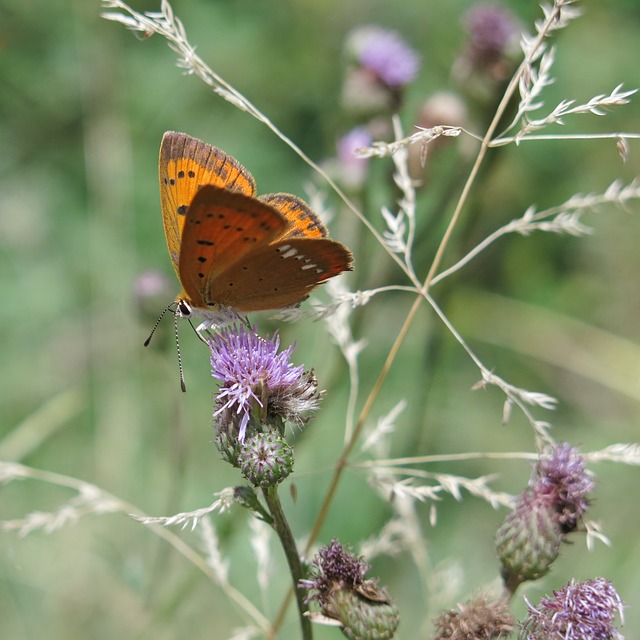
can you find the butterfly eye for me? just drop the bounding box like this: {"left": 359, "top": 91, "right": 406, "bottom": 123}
{"left": 176, "top": 299, "right": 192, "bottom": 318}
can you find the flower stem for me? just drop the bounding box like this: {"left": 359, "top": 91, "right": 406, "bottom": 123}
{"left": 262, "top": 486, "right": 312, "bottom": 640}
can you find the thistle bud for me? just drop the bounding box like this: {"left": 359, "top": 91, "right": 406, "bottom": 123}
{"left": 324, "top": 585, "right": 400, "bottom": 640}
{"left": 238, "top": 431, "right": 294, "bottom": 488}
{"left": 496, "top": 443, "right": 595, "bottom": 591}
{"left": 495, "top": 491, "right": 563, "bottom": 589}
{"left": 301, "top": 539, "right": 399, "bottom": 640}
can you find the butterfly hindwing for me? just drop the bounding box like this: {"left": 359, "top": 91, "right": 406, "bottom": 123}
{"left": 178, "top": 186, "right": 288, "bottom": 307}
{"left": 208, "top": 236, "right": 353, "bottom": 311}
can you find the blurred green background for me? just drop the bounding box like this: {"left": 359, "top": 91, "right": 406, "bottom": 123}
{"left": 1, "top": 0, "right": 639, "bottom": 638}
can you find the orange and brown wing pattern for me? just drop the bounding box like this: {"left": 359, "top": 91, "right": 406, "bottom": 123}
{"left": 259, "top": 193, "right": 329, "bottom": 239}
{"left": 211, "top": 236, "right": 353, "bottom": 311}
{"left": 177, "top": 186, "right": 288, "bottom": 307}
{"left": 159, "top": 131, "right": 257, "bottom": 274}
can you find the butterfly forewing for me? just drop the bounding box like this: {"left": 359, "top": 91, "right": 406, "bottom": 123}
{"left": 208, "top": 237, "right": 353, "bottom": 311}
{"left": 159, "top": 131, "right": 257, "bottom": 274}
{"left": 178, "top": 186, "right": 289, "bottom": 307}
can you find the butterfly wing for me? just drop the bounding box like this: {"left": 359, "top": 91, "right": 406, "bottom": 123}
{"left": 209, "top": 236, "right": 353, "bottom": 311}
{"left": 178, "top": 185, "right": 288, "bottom": 308}
{"left": 159, "top": 131, "right": 257, "bottom": 275}
{"left": 259, "top": 193, "right": 329, "bottom": 239}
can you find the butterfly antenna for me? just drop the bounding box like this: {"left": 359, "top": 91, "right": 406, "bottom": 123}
{"left": 144, "top": 302, "right": 174, "bottom": 347}
{"left": 174, "top": 311, "right": 187, "bottom": 393}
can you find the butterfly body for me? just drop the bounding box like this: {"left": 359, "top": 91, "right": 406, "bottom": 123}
{"left": 159, "top": 132, "right": 353, "bottom": 331}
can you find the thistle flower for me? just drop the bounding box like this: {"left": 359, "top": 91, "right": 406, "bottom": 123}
{"left": 336, "top": 127, "right": 373, "bottom": 190}
{"left": 351, "top": 25, "right": 420, "bottom": 88}
{"left": 520, "top": 578, "right": 625, "bottom": 640}
{"left": 301, "top": 539, "right": 399, "bottom": 640}
{"left": 453, "top": 3, "right": 519, "bottom": 93}
{"left": 238, "top": 431, "right": 294, "bottom": 488}
{"left": 496, "top": 443, "right": 594, "bottom": 591}
{"left": 342, "top": 25, "right": 420, "bottom": 114}
{"left": 464, "top": 4, "right": 519, "bottom": 69}
{"left": 495, "top": 489, "right": 564, "bottom": 586}
{"left": 431, "top": 595, "right": 515, "bottom": 640}
{"left": 533, "top": 441, "right": 595, "bottom": 533}
{"left": 209, "top": 325, "right": 321, "bottom": 447}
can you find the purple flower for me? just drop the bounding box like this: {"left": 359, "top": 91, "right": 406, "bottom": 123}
{"left": 465, "top": 4, "right": 519, "bottom": 65}
{"left": 300, "top": 540, "right": 399, "bottom": 639}
{"left": 352, "top": 25, "right": 420, "bottom": 87}
{"left": 522, "top": 578, "right": 625, "bottom": 640}
{"left": 336, "top": 127, "right": 372, "bottom": 188}
{"left": 209, "top": 325, "right": 319, "bottom": 443}
{"left": 533, "top": 442, "right": 595, "bottom": 533}
{"left": 302, "top": 540, "right": 370, "bottom": 599}
{"left": 496, "top": 443, "right": 595, "bottom": 590}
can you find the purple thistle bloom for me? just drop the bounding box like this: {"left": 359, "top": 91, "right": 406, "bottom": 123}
{"left": 533, "top": 442, "right": 595, "bottom": 533}
{"left": 302, "top": 540, "right": 370, "bottom": 600}
{"left": 336, "top": 127, "right": 372, "bottom": 188}
{"left": 465, "top": 4, "right": 519, "bottom": 65}
{"left": 354, "top": 25, "right": 420, "bottom": 88}
{"left": 300, "top": 540, "right": 399, "bottom": 638}
{"left": 337, "top": 127, "right": 372, "bottom": 169}
{"left": 522, "top": 578, "right": 624, "bottom": 640}
{"left": 209, "top": 325, "right": 308, "bottom": 442}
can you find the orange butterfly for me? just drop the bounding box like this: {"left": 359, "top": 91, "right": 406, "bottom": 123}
{"left": 158, "top": 132, "right": 353, "bottom": 331}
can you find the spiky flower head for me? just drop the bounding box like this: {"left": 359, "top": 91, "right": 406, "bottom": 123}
{"left": 301, "top": 540, "right": 399, "bottom": 640}
{"left": 495, "top": 490, "right": 563, "bottom": 590}
{"left": 238, "top": 431, "right": 294, "bottom": 488}
{"left": 453, "top": 3, "right": 519, "bottom": 95}
{"left": 464, "top": 4, "right": 519, "bottom": 68}
{"left": 350, "top": 25, "right": 420, "bottom": 88}
{"left": 341, "top": 25, "right": 419, "bottom": 115}
{"left": 520, "top": 578, "right": 624, "bottom": 640}
{"left": 209, "top": 325, "right": 321, "bottom": 448}
{"left": 496, "top": 443, "right": 594, "bottom": 590}
{"left": 431, "top": 595, "right": 515, "bottom": 640}
{"left": 533, "top": 442, "right": 595, "bottom": 533}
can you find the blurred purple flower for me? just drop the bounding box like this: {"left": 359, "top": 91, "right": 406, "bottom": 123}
{"left": 464, "top": 4, "right": 519, "bottom": 66}
{"left": 533, "top": 442, "right": 595, "bottom": 533}
{"left": 336, "top": 127, "right": 372, "bottom": 188}
{"left": 353, "top": 25, "right": 420, "bottom": 87}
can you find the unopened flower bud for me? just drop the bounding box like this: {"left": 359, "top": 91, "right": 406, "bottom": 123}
{"left": 238, "top": 431, "right": 294, "bottom": 488}
{"left": 496, "top": 491, "right": 563, "bottom": 589}
{"left": 325, "top": 584, "right": 400, "bottom": 640}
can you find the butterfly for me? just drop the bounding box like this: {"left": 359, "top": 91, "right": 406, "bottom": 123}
{"left": 158, "top": 131, "right": 353, "bottom": 331}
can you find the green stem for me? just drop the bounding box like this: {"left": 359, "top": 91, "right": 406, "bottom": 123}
{"left": 262, "top": 486, "right": 312, "bottom": 640}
